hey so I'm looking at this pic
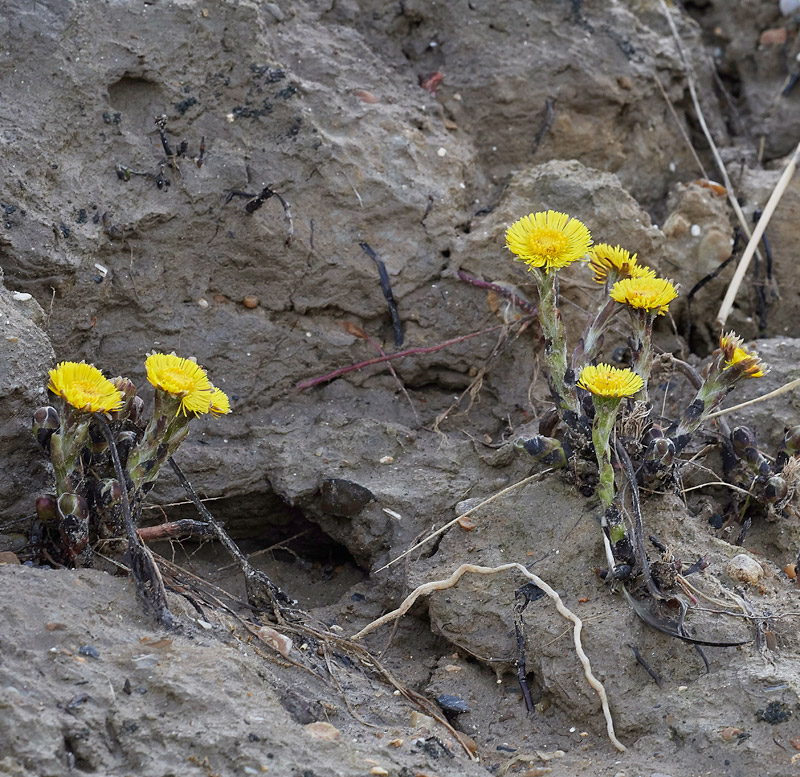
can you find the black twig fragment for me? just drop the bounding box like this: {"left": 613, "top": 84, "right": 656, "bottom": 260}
{"left": 629, "top": 644, "right": 662, "bottom": 687}
{"left": 196, "top": 136, "right": 206, "bottom": 168}
{"left": 615, "top": 439, "right": 661, "bottom": 599}
{"left": 532, "top": 98, "right": 555, "bottom": 154}
{"left": 155, "top": 114, "right": 173, "bottom": 158}
{"left": 735, "top": 517, "right": 752, "bottom": 547}
{"left": 167, "top": 457, "right": 296, "bottom": 618}
{"left": 360, "top": 241, "right": 404, "bottom": 347}
{"left": 226, "top": 186, "right": 294, "bottom": 243}
{"left": 684, "top": 228, "right": 742, "bottom": 341}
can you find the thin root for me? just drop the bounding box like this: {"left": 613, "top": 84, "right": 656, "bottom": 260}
{"left": 351, "top": 562, "right": 627, "bottom": 753}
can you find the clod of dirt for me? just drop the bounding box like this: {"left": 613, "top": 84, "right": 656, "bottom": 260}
{"left": 726, "top": 553, "right": 765, "bottom": 585}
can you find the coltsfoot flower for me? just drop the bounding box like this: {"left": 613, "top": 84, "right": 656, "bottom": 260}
{"left": 209, "top": 386, "right": 231, "bottom": 416}
{"left": 720, "top": 332, "right": 766, "bottom": 378}
{"left": 505, "top": 210, "right": 592, "bottom": 273}
{"left": 610, "top": 276, "right": 678, "bottom": 314}
{"left": 588, "top": 244, "right": 656, "bottom": 285}
{"left": 145, "top": 353, "right": 213, "bottom": 416}
{"left": 578, "top": 364, "right": 644, "bottom": 398}
{"left": 48, "top": 361, "right": 125, "bottom": 414}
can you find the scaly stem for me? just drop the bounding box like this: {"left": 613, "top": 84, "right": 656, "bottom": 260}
{"left": 534, "top": 269, "right": 579, "bottom": 417}
{"left": 629, "top": 311, "right": 654, "bottom": 400}
{"left": 591, "top": 396, "right": 621, "bottom": 509}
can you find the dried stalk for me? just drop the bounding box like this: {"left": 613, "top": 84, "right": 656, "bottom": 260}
{"left": 375, "top": 471, "right": 553, "bottom": 573}
{"left": 716, "top": 140, "right": 800, "bottom": 326}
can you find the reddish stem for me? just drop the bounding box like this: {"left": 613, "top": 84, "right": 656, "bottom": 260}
{"left": 297, "top": 324, "right": 510, "bottom": 391}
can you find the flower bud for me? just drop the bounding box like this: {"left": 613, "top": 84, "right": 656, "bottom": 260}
{"left": 57, "top": 492, "right": 89, "bottom": 521}
{"left": 109, "top": 377, "right": 138, "bottom": 421}
{"left": 98, "top": 478, "right": 123, "bottom": 506}
{"left": 36, "top": 494, "right": 58, "bottom": 522}
{"left": 32, "top": 405, "right": 60, "bottom": 452}
{"left": 731, "top": 426, "right": 770, "bottom": 476}
{"left": 763, "top": 476, "right": 789, "bottom": 505}
{"left": 514, "top": 435, "right": 570, "bottom": 468}
{"left": 645, "top": 437, "right": 675, "bottom": 467}
{"left": 783, "top": 426, "right": 800, "bottom": 456}
{"left": 116, "top": 430, "right": 138, "bottom": 467}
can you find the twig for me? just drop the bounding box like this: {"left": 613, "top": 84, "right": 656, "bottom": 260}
{"left": 168, "top": 457, "right": 296, "bottom": 617}
{"left": 456, "top": 270, "right": 538, "bottom": 314}
{"left": 658, "top": 0, "right": 761, "bottom": 271}
{"left": 375, "top": 471, "right": 553, "bottom": 573}
{"left": 615, "top": 440, "right": 661, "bottom": 599}
{"left": 716, "top": 139, "right": 800, "bottom": 326}
{"left": 296, "top": 323, "right": 508, "bottom": 390}
{"left": 652, "top": 73, "right": 709, "bottom": 178}
{"left": 704, "top": 377, "right": 800, "bottom": 420}
{"left": 96, "top": 417, "right": 174, "bottom": 628}
{"left": 351, "top": 562, "right": 626, "bottom": 752}
{"left": 360, "top": 242, "right": 404, "bottom": 347}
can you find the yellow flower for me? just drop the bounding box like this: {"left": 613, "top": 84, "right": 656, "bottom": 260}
{"left": 145, "top": 353, "right": 213, "bottom": 416}
{"left": 505, "top": 210, "right": 592, "bottom": 273}
{"left": 577, "top": 363, "right": 644, "bottom": 398}
{"left": 48, "top": 361, "right": 125, "bottom": 413}
{"left": 720, "top": 332, "right": 765, "bottom": 378}
{"left": 588, "top": 243, "right": 656, "bottom": 284}
{"left": 610, "top": 276, "right": 678, "bottom": 315}
{"left": 209, "top": 386, "right": 231, "bottom": 416}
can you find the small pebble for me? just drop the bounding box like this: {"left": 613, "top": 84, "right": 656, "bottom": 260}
{"left": 369, "top": 769, "right": 388, "bottom": 777}
{"left": 197, "top": 298, "right": 209, "bottom": 308}
{"left": 256, "top": 626, "right": 293, "bottom": 658}
{"left": 437, "top": 693, "right": 470, "bottom": 714}
{"left": 726, "top": 553, "right": 763, "bottom": 585}
{"left": 785, "top": 563, "right": 797, "bottom": 580}
{"left": 410, "top": 710, "right": 434, "bottom": 728}
{"left": 263, "top": 2, "right": 284, "bottom": 21}
{"left": 690, "top": 224, "right": 701, "bottom": 237}
{"left": 760, "top": 27, "right": 788, "bottom": 45}
{"left": 304, "top": 721, "right": 340, "bottom": 741}
{"left": 354, "top": 89, "right": 379, "bottom": 103}
{"left": 79, "top": 645, "right": 99, "bottom": 659}
{"left": 243, "top": 295, "right": 260, "bottom": 308}
{"left": 379, "top": 456, "right": 394, "bottom": 464}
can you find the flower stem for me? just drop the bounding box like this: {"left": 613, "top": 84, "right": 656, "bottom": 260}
{"left": 591, "top": 396, "right": 621, "bottom": 509}
{"left": 630, "top": 312, "right": 653, "bottom": 399}
{"left": 534, "top": 269, "right": 578, "bottom": 416}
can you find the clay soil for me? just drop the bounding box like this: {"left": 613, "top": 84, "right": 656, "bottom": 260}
{"left": 3, "top": 2, "right": 800, "bottom": 776}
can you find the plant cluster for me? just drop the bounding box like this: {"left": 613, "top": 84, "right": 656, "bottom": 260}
{"left": 32, "top": 353, "right": 229, "bottom": 568}
{"left": 506, "top": 210, "right": 778, "bottom": 581}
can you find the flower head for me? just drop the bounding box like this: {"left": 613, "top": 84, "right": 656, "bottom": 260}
{"left": 610, "top": 276, "right": 678, "bottom": 315}
{"left": 145, "top": 353, "right": 213, "bottom": 416}
{"left": 505, "top": 210, "right": 592, "bottom": 273}
{"left": 209, "top": 386, "right": 231, "bottom": 416}
{"left": 719, "top": 332, "right": 766, "bottom": 379}
{"left": 48, "top": 361, "right": 125, "bottom": 414}
{"left": 578, "top": 363, "right": 644, "bottom": 398}
{"left": 588, "top": 243, "right": 656, "bottom": 285}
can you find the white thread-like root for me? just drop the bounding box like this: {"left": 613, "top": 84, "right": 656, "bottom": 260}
{"left": 352, "top": 562, "right": 627, "bottom": 752}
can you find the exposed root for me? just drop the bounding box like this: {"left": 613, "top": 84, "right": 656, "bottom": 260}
{"left": 351, "top": 562, "right": 627, "bottom": 753}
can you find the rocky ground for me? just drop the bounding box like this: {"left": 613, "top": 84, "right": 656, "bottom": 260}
{"left": 3, "top": 0, "right": 800, "bottom": 775}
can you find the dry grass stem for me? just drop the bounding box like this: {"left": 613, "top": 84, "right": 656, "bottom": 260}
{"left": 704, "top": 376, "right": 800, "bottom": 420}
{"left": 658, "top": 0, "right": 760, "bottom": 264}
{"left": 375, "top": 471, "right": 553, "bottom": 573}
{"left": 717, "top": 139, "right": 800, "bottom": 326}
{"left": 352, "top": 562, "right": 627, "bottom": 753}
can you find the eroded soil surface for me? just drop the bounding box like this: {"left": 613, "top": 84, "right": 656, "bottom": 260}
{"left": 3, "top": 1, "right": 800, "bottom": 776}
